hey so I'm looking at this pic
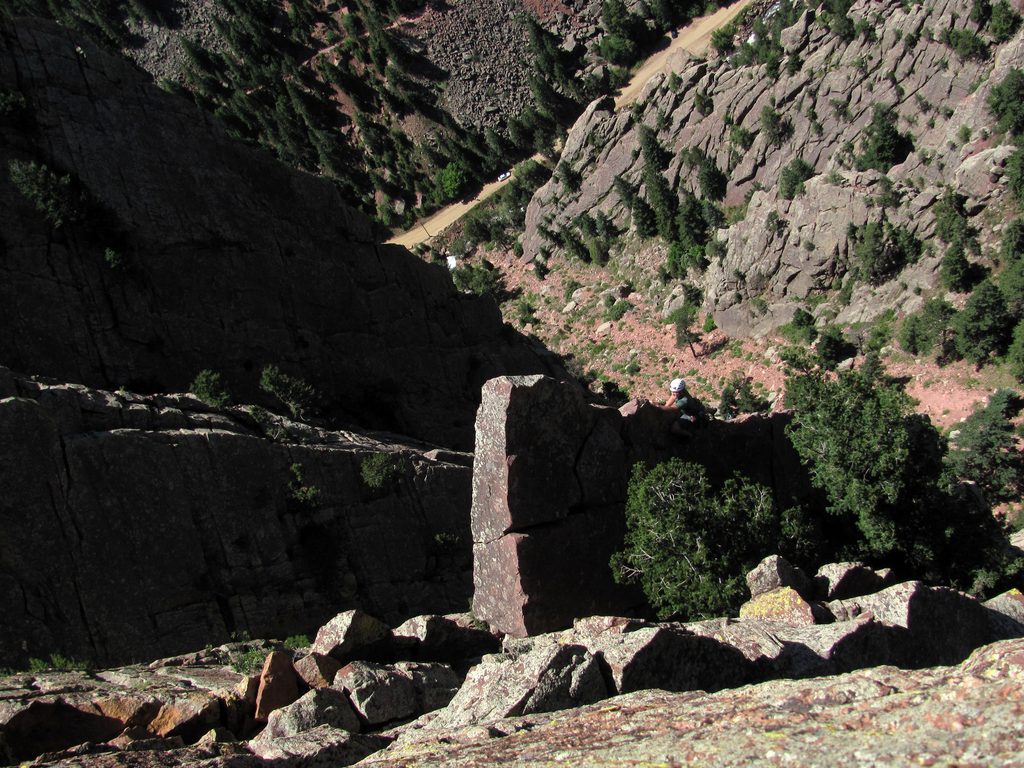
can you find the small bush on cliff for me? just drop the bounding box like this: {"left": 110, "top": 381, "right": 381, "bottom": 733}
{"left": 855, "top": 106, "right": 913, "bottom": 172}
{"left": 946, "top": 389, "right": 1024, "bottom": 506}
{"left": 8, "top": 159, "right": 82, "bottom": 228}
{"left": 778, "top": 157, "right": 815, "bottom": 199}
{"left": 452, "top": 260, "right": 506, "bottom": 301}
{"left": 361, "top": 452, "right": 399, "bottom": 490}
{"left": 190, "top": 369, "right": 231, "bottom": 408}
{"left": 988, "top": 68, "right": 1024, "bottom": 135}
{"left": 990, "top": 0, "right": 1022, "bottom": 42}
{"left": 611, "top": 459, "right": 788, "bottom": 620}
{"left": 259, "top": 365, "right": 317, "bottom": 419}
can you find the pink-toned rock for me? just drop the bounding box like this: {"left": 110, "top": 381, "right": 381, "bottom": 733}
{"left": 294, "top": 653, "right": 342, "bottom": 689}
{"left": 254, "top": 651, "right": 301, "bottom": 721}
{"left": 334, "top": 662, "right": 417, "bottom": 727}
{"left": 746, "top": 555, "right": 812, "bottom": 600}
{"left": 582, "top": 626, "right": 751, "bottom": 694}
{"left": 248, "top": 724, "right": 390, "bottom": 766}
{"left": 739, "top": 587, "right": 818, "bottom": 626}
{"left": 814, "top": 561, "right": 890, "bottom": 600}
{"left": 311, "top": 611, "right": 391, "bottom": 662}
{"left": 392, "top": 662, "right": 462, "bottom": 714}
{"left": 147, "top": 693, "right": 222, "bottom": 740}
{"left": 828, "top": 581, "right": 991, "bottom": 666}
{"left": 391, "top": 615, "right": 499, "bottom": 663}
{"left": 258, "top": 688, "right": 361, "bottom": 739}
{"left": 426, "top": 641, "right": 607, "bottom": 731}
{"left": 984, "top": 588, "right": 1024, "bottom": 640}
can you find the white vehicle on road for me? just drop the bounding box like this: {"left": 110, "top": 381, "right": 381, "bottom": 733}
{"left": 497, "top": 170, "right": 512, "bottom": 182}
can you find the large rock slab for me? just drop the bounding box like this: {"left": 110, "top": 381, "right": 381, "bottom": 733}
{"left": 984, "top": 589, "right": 1024, "bottom": 640}
{"left": 333, "top": 663, "right": 417, "bottom": 727}
{"left": 746, "top": 556, "right": 813, "bottom": 600}
{"left": 814, "top": 562, "right": 894, "bottom": 601}
{"left": 580, "top": 625, "right": 751, "bottom": 694}
{"left": 828, "top": 581, "right": 992, "bottom": 666}
{"left": 248, "top": 724, "right": 390, "bottom": 767}
{"left": 258, "top": 688, "right": 361, "bottom": 740}
{"left": 311, "top": 611, "right": 391, "bottom": 663}
{"left": 391, "top": 614, "right": 500, "bottom": 664}
{"left": 255, "top": 652, "right": 301, "bottom": 721}
{"left": 427, "top": 641, "right": 607, "bottom": 730}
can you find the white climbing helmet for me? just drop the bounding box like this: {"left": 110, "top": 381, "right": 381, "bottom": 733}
{"left": 670, "top": 378, "right": 686, "bottom": 393}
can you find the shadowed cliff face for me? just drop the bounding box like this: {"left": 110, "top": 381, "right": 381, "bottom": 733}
{"left": 0, "top": 16, "right": 559, "bottom": 450}
{"left": 0, "top": 367, "right": 476, "bottom": 669}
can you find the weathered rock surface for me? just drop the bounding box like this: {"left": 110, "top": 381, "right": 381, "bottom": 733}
{"left": 746, "top": 555, "right": 813, "bottom": 600}
{"left": 828, "top": 581, "right": 992, "bottom": 666}
{"left": 248, "top": 724, "right": 390, "bottom": 767}
{"left": 0, "top": 370, "right": 475, "bottom": 668}
{"left": 815, "top": 561, "right": 895, "bottom": 600}
{"left": 293, "top": 655, "right": 342, "bottom": 691}
{"left": 254, "top": 652, "right": 301, "bottom": 721}
{"left": 311, "top": 612, "right": 391, "bottom": 664}
{"left": 359, "top": 638, "right": 1024, "bottom": 767}
{"left": 738, "top": 586, "right": 819, "bottom": 626}
{"left": 986, "top": 589, "right": 1024, "bottom": 639}
{"left": 471, "top": 375, "right": 815, "bottom": 636}
{"left": 0, "top": 16, "right": 559, "bottom": 450}
{"left": 256, "top": 689, "right": 361, "bottom": 740}
{"left": 391, "top": 614, "right": 500, "bottom": 664}
{"left": 333, "top": 663, "right": 417, "bottom": 728}
{"left": 424, "top": 642, "right": 607, "bottom": 731}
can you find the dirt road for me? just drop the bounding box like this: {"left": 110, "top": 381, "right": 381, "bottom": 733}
{"left": 386, "top": 0, "right": 754, "bottom": 249}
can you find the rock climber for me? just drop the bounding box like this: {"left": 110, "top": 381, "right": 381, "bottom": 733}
{"left": 662, "top": 378, "right": 704, "bottom": 435}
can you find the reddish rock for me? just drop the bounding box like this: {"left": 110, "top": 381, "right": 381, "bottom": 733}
{"left": 829, "top": 581, "right": 992, "bottom": 666}
{"left": 258, "top": 688, "right": 361, "bottom": 739}
{"left": 0, "top": 701, "right": 124, "bottom": 763}
{"left": 814, "top": 561, "right": 890, "bottom": 600}
{"left": 294, "top": 653, "right": 342, "bottom": 690}
{"left": 361, "top": 639, "right": 1024, "bottom": 767}
{"left": 391, "top": 614, "right": 500, "bottom": 663}
{"left": 254, "top": 651, "right": 301, "bottom": 721}
{"left": 311, "top": 611, "right": 391, "bottom": 663}
{"left": 984, "top": 588, "right": 1024, "bottom": 639}
{"left": 248, "top": 724, "right": 390, "bottom": 766}
{"left": 739, "top": 587, "right": 818, "bottom": 626}
{"left": 582, "top": 626, "right": 751, "bottom": 694}
{"left": 393, "top": 662, "right": 463, "bottom": 714}
{"left": 147, "top": 693, "right": 222, "bottom": 741}
{"left": 427, "top": 641, "right": 607, "bottom": 730}
{"left": 333, "top": 662, "right": 417, "bottom": 727}
{"left": 745, "top": 555, "right": 813, "bottom": 600}
{"left": 93, "top": 696, "right": 160, "bottom": 730}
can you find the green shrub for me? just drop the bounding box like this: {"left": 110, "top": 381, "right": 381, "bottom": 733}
{"left": 898, "top": 298, "right": 956, "bottom": 357}
{"left": 604, "top": 299, "right": 633, "bottom": 322}
{"left": 933, "top": 190, "right": 978, "bottom": 250}
{"left": 231, "top": 647, "right": 267, "bottom": 676}
{"left": 283, "top": 634, "right": 311, "bottom": 650}
{"left": 729, "top": 124, "right": 755, "bottom": 150}
{"left": 779, "top": 307, "right": 818, "bottom": 344}
{"left": 855, "top": 106, "right": 913, "bottom": 172}
{"left": 28, "top": 654, "right": 89, "bottom": 673}
{"left": 990, "top": 0, "right": 1022, "bottom": 42}
{"left": 611, "top": 459, "right": 789, "bottom": 620}
{"left": 941, "top": 243, "right": 976, "bottom": 292}
{"left": 849, "top": 219, "right": 921, "bottom": 284}
{"left": 260, "top": 364, "right": 317, "bottom": 419}
{"left": 452, "top": 260, "right": 506, "bottom": 300}
{"left": 778, "top": 157, "right": 815, "bottom": 199}
{"left": 759, "top": 106, "right": 792, "bottom": 148}
{"left": 8, "top": 159, "right": 81, "bottom": 228}
{"left": 946, "top": 389, "right": 1023, "bottom": 505}
{"left": 289, "top": 463, "right": 320, "bottom": 509}
{"left": 988, "top": 68, "right": 1024, "bottom": 134}
{"left": 816, "top": 325, "right": 856, "bottom": 369}
{"left": 718, "top": 373, "right": 771, "bottom": 419}
{"left": 955, "top": 279, "right": 1011, "bottom": 364}
{"left": 785, "top": 367, "right": 1018, "bottom": 590}
{"left": 1007, "top": 319, "right": 1024, "bottom": 379}
{"left": 360, "top": 452, "right": 399, "bottom": 490}
{"left": 190, "top": 369, "right": 231, "bottom": 408}
{"left": 943, "top": 28, "right": 989, "bottom": 60}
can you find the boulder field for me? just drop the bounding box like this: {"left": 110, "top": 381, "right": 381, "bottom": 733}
{"left": 3, "top": 557, "right": 1021, "bottom": 767}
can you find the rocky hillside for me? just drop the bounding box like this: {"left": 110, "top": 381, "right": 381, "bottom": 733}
{"left": 522, "top": 0, "right": 1024, "bottom": 335}
{"left": 0, "top": 15, "right": 562, "bottom": 450}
